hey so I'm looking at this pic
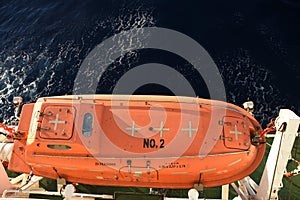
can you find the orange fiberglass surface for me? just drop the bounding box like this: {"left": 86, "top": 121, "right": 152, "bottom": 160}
{"left": 8, "top": 95, "right": 266, "bottom": 188}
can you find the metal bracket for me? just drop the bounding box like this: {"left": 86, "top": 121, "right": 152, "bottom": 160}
{"left": 220, "top": 135, "right": 233, "bottom": 141}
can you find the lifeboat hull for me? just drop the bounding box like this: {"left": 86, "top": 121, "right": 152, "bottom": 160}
{"left": 9, "top": 95, "right": 266, "bottom": 188}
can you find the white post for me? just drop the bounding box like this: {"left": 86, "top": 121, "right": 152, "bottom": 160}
{"left": 255, "top": 109, "right": 300, "bottom": 200}
{"left": 222, "top": 184, "right": 229, "bottom": 200}
{"left": 188, "top": 188, "right": 199, "bottom": 200}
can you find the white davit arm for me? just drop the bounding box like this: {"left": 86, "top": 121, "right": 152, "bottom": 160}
{"left": 0, "top": 160, "right": 13, "bottom": 195}
{"left": 255, "top": 109, "right": 300, "bottom": 200}
{"left": 0, "top": 143, "right": 14, "bottom": 163}
{"left": 231, "top": 109, "right": 300, "bottom": 200}
{"left": 0, "top": 143, "right": 14, "bottom": 195}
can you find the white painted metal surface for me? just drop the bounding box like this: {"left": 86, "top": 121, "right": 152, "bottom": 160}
{"left": 0, "top": 143, "right": 14, "bottom": 162}
{"left": 255, "top": 109, "right": 300, "bottom": 200}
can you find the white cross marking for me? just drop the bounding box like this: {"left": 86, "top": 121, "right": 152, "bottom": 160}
{"left": 49, "top": 114, "right": 66, "bottom": 131}
{"left": 125, "top": 121, "right": 141, "bottom": 136}
{"left": 181, "top": 121, "right": 198, "bottom": 138}
{"left": 230, "top": 125, "right": 242, "bottom": 140}
{"left": 153, "top": 121, "right": 170, "bottom": 138}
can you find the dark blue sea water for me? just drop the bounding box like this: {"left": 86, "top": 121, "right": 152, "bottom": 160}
{"left": 1, "top": 1, "right": 300, "bottom": 198}
{"left": 0, "top": 0, "right": 300, "bottom": 127}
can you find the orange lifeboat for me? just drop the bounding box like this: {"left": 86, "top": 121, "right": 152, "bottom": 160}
{"left": 8, "top": 95, "right": 266, "bottom": 188}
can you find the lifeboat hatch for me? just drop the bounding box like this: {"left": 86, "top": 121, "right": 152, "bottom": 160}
{"left": 222, "top": 116, "right": 250, "bottom": 150}
{"left": 38, "top": 106, "right": 76, "bottom": 140}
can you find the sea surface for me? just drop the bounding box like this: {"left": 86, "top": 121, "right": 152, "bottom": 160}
{"left": 0, "top": 0, "right": 300, "bottom": 198}
{"left": 1, "top": 0, "right": 300, "bottom": 125}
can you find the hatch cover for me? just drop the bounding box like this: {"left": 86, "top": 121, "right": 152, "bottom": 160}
{"left": 38, "top": 106, "right": 76, "bottom": 140}
{"left": 222, "top": 116, "right": 250, "bottom": 150}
